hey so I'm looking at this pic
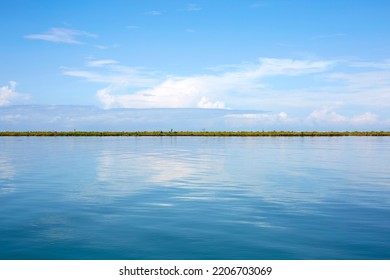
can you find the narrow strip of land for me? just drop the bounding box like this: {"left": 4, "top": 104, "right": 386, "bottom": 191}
{"left": 1, "top": 131, "right": 390, "bottom": 136}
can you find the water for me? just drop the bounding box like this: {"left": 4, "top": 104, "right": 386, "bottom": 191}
{"left": 1, "top": 136, "right": 389, "bottom": 259}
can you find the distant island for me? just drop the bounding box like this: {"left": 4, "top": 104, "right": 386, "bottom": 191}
{"left": 1, "top": 131, "right": 390, "bottom": 136}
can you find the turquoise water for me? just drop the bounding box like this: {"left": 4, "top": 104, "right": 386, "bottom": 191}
{"left": 1, "top": 136, "right": 389, "bottom": 259}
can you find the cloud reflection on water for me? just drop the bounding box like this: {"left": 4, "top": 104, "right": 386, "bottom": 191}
{"left": 1, "top": 137, "right": 390, "bottom": 259}
{"left": 96, "top": 146, "right": 230, "bottom": 199}
{"left": 91, "top": 138, "right": 340, "bottom": 207}
{"left": 0, "top": 155, "right": 15, "bottom": 180}
{"left": 0, "top": 155, "right": 16, "bottom": 195}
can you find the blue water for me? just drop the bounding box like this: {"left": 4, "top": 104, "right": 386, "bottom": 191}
{"left": 0, "top": 136, "right": 389, "bottom": 260}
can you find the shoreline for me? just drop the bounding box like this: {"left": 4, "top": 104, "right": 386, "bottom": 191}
{"left": 1, "top": 131, "right": 390, "bottom": 137}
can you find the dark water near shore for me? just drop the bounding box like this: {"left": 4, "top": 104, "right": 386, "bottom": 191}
{"left": 1, "top": 136, "right": 389, "bottom": 259}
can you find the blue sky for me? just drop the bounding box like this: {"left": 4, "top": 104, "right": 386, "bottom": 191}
{"left": 1, "top": 0, "right": 390, "bottom": 130}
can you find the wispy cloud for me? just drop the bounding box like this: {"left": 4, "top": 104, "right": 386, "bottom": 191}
{"left": 63, "top": 64, "right": 157, "bottom": 87}
{"left": 349, "top": 60, "right": 390, "bottom": 69}
{"left": 95, "top": 44, "right": 120, "bottom": 50}
{"left": 63, "top": 57, "right": 333, "bottom": 109}
{"left": 183, "top": 4, "right": 202, "bottom": 12}
{"left": 25, "top": 28, "right": 96, "bottom": 44}
{"left": 114, "top": 58, "right": 332, "bottom": 109}
{"left": 323, "top": 70, "right": 390, "bottom": 108}
{"left": 144, "top": 10, "right": 162, "bottom": 16}
{"left": 0, "top": 81, "right": 29, "bottom": 106}
{"left": 86, "top": 59, "right": 118, "bottom": 68}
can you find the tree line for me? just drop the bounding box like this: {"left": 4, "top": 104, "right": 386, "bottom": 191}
{"left": 1, "top": 131, "right": 390, "bottom": 136}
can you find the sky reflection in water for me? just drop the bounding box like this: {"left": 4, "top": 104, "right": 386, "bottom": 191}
{"left": 0, "top": 136, "right": 389, "bottom": 259}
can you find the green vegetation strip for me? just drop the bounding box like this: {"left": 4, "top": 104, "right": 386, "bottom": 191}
{"left": 1, "top": 131, "right": 390, "bottom": 136}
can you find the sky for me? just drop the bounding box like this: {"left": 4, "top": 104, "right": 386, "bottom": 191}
{"left": 1, "top": 0, "right": 390, "bottom": 131}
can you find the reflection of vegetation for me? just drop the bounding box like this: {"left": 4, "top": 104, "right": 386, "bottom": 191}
{"left": 1, "top": 131, "right": 390, "bottom": 136}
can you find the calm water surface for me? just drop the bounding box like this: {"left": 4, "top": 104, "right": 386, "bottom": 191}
{"left": 0, "top": 136, "right": 389, "bottom": 259}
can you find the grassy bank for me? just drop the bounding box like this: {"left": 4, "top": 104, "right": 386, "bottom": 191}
{"left": 1, "top": 131, "right": 390, "bottom": 137}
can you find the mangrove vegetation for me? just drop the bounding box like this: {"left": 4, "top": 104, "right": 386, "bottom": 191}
{"left": 1, "top": 131, "right": 390, "bottom": 137}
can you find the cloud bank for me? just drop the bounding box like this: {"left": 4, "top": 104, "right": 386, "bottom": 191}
{"left": 64, "top": 57, "right": 333, "bottom": 109}
{"left": 1, "top": 105, "right": 389, "bottom": 132}
{"left": 58, "top": 56, "right": 390, "bottom": 130}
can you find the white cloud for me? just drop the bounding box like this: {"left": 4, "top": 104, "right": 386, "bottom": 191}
{"left": 223, "top": 111, "right": 302, "bottom": 130}
{"left": 224, "top": 111, "right": 296, "bottom": 125}
{"left": 25, "top": 28, "right": 96, "bottom": 44}
{"left": 223, "top": 108, "right": 384, "bottom": 130}
{"left": 64, "top": 57, "right": 333, "bottom": 109}
{"left": 62, "top": 56, "right": 390, "bottom": 121}
{"left": 253, "top": 58, "right": 333, "bottom": 76}
{"left": 125, "top": 58, "right": 331, "bottom": 109}
{"left": 278, "top": 111, "right": 290, "bottom": 121}
{"left": 95, "top": 77, "right": 212, "bottom": 108}
{"left": 86, "top": 59, "right": 118, "bottom": 68}
{"left": 0, "top": 81, "right": 29, "bottom": 106}
{"left": 351, "top": 112, "right": 378, "bottom": 123}
{"left": 198, "top": 97, "right": 226, "bottom": 109}
{"left": 96, "top": 87, "right": 120, "bottom": 109}
{"left": 307, "top": 107, "right": 348, "bottom": 123}
{"left": 307, "top": 107, "right": 378, "bottom": 125}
